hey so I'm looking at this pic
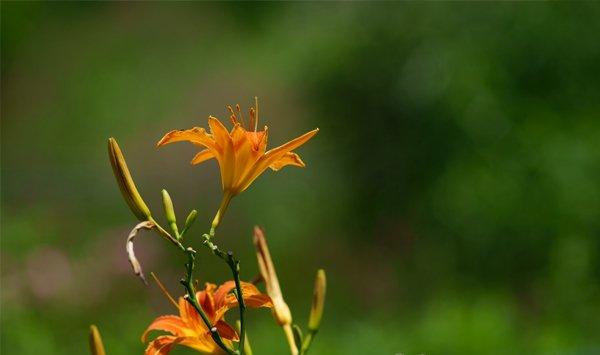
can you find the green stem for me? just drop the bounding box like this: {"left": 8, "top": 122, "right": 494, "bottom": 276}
{"left": 202, "top": 234, "right": 246, "bottom": 355}
{"left": 180, "top": 248, "right": 236, "bottom": 355}
{"left": 236, "top": 320, "right": 253, "bottom": 355}
{"left": 210, "top": 192, "right": 234, "bottom": 237}
{"left": 149, "top": 217, "right": 185, "bottom": 251}
{"left": 228, "top": 252, "right": 246, "bottom": 355}
{"left": 301, "top": 331, "right": 317, "bottom": 354}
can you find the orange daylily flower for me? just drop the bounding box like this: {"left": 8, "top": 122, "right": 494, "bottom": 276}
{"left": 143, "top": 281, "right": 272, "bottom": 355}
{"left": 157, "top": 99, "right": 319, "bottom": 232}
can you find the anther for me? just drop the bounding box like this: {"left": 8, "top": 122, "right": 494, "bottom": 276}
{"left": 227, "top": 106, "right": 237, "bottom": 122}
{"left": 235, "top": 104, "right": 245, "bottom": 127}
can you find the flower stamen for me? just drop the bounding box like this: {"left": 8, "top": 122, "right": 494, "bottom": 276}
{"left": 253, "top": 96, "right": 259, "bottom": 131}
{"left": 235, "top": 104, "right": 246, "bottom": 128}
{"left": 249, "top": 108, "right": 256, "bottom": 132}
{"left": 227, "top": 105, "right": 238, "bottom": 126}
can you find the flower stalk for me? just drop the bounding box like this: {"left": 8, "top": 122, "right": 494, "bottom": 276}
{"left": 210, "top": 192, "right": 234, "bottom": 237}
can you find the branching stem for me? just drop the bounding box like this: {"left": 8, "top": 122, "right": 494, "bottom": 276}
{"left": 202, "top": 234, "right": 247, "bottom": 355}
{"left": 149, "top": 217, "right": 185, "bottom": 251}
{"left": 180, "top": 247, "right": 237, "bottom": 355}
{"left": 152, "top": 212, "right": 246, "bottom": 355}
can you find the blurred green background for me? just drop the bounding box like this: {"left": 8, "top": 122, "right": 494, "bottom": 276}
{"left": 2, "top": 2, "right": 600, "bottom": 354}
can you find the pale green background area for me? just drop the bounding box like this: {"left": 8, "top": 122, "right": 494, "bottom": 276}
{"left": 2, "top": 2, "right": 600, "bottom": 355}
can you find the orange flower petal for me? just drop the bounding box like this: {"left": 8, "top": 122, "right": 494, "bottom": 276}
{"left": 225, "top": 282, "right": 274, "bottom": 309}
{"left": 243, "top": 293, "right": 274, "bottom": 309}
{"left": 269, "top": 152, "right": 306, "bottom": 171}
{"left": 156, "top": 127, "right": 216, "bottom": 150}
{"left": 144, "top": 335, "right": 218, "bottom": 355}
{"left": 191, "top": 149, "right": 214, "bottom": 165}
{"left": 238, "top": 128, "right": 318, "bottom": 192}
{"left": 215, "top": 320, "right": 240, "bottom": 341}
{"left": 213, "top": 280, "right": 237, "bottom": 309}
{"left": 178, "top": 296, "right": 207, "bottom": 334}
{"left": 180, "top": 336, "right": 220, "bottom": 354}
{"left": 144, "top": 335, "right": 181, "bottom": 355}
{"left": 197, "top": 284, "right": 217, "bottom": 321}
{"left": 208, "top": 117, "right": 232, "bottom": 146}
{"left": 141, "top": 315, "right": 191, "bottom": 342}
{"left": 230, "top": 126, "right": 260, "bottom": 186}
{"left": 247, "top": 128, "right": 268, "bottom": 155}
{"left": 262, "top": 128, "right": 318, "bottom": 165}
{"left": 213, "top": 281, "right": 273, "bottom": 320}
{"left": 208, "top": 117, "right": 236, "bottom": 190}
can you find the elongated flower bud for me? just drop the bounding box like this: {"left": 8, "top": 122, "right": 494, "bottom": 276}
{"left": 108, "top": 138, "right": 151, "bottom": 221}
{"left": 179, "top": 209, "right": 197, "bottom": 238}
{"left": 253, "top": 226, "right": 292, "bottom": 326}
{"left": 89, "top": 325, "right": 106, "bottom": 355}
{"left": 308, "top": 269, "right": 326, "bottom": 332}
{"left": 161, "top": 189, "right": 179, "bottom": 237}
{"left": 161, "top": 190, "right": 176, "bottom": 223}
{"left": 184, "top": 210, "right": 197, "bottom": 230}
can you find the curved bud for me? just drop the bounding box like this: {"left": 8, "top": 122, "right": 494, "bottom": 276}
{"left": 308, "top": 269, "right": 326, "bottom": 332}
{"left": 89, "top": 325, "right": 106, "bottom": 355}
{"left": 108, "top": 138, "right": 151, "bottom": 221}
{"left": 161, "top": 189, "right": 179, "bottom": 237}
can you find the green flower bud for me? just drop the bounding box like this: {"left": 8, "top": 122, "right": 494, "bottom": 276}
{"left": 308, "top": 269, "right": 326, "bottom": 332}
{"left": 89, "top": 325, "right": 106, "bottom": 355}
{"left": 180, "top": 209, "right": 198, "bottom": 237}
{"left": 161, "top": 189, "right": 178, "bottom": 237}
{"left": 108, "top": 138, "right": 151, "bottom": 221}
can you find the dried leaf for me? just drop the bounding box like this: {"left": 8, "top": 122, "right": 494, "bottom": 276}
{"left": 126, "top": 220, "right": 155, "bottom": 284}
